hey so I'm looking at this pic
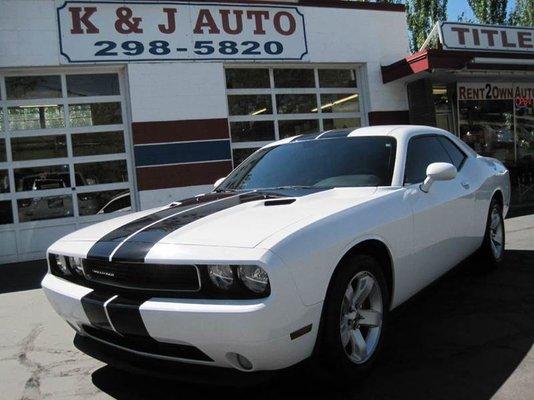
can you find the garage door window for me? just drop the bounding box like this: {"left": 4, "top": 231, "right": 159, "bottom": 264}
{"left": 225, "top": 67, "right": 363, "bottom": 166}
{"left": 0, "top": 72, "right": 134, "bottom": 228}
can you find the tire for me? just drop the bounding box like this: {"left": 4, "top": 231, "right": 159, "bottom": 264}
{"left": 319, "top": 254, "right": 389, "bottom": 377}
{"left": 476, "top": 197, "right": 505, "bottom": 268}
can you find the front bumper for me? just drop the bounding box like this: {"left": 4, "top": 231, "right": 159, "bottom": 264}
{"left": 41, "top": 257, "right": 323, "bottom": 371}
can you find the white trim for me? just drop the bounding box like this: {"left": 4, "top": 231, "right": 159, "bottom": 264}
{"left": 103, "top": 295, "right": 122, "bottom": 335}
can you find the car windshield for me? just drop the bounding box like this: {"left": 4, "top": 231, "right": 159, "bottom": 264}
{"left": 219, "top": 136, "right": 397, "bottom": 191}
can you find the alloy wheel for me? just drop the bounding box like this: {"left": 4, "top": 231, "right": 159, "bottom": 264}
{"left": 490, "top": 206, "right": 504, "bottom": 259}
{"left": 339, "top": 271, "right": 383, "bottom": 364}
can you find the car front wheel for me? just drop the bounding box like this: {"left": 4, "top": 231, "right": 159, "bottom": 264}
{"left": 320, "top": 254, "right": 389, "bottom": 377}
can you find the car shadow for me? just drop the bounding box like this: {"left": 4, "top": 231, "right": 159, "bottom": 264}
{"left": 0, "top": 259, "right": 47, "bottom": 294}
{"left": 90, "top": 249, "right": 534, "bottom": 400}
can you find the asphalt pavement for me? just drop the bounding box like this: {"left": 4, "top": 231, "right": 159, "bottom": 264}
{"left": 0, "top": 214, "right": 533, "bottom": 399}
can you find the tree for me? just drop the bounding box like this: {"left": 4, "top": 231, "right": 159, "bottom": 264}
{"left": 508, "top": 0, "right": 534, "bottom": 26}
{"left": 467, "top": 0, "right": 508, "bottom": 24}
{"left": 406, "top": 0, "right": 448, "bottom": 51}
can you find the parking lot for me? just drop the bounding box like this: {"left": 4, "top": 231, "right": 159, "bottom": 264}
{"left": 1, "top": 214, "right": 533, "bottom": 400}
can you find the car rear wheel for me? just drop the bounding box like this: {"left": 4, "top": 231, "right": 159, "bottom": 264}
{"left": 320, "top": 254, "right": 389, "bottom": 377}
{"left": 476, "top": 198, "right": 505, "bottom": 268}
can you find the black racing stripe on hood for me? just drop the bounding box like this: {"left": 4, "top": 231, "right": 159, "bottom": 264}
{"left": 86, "top": 192, "right": 235, "bottom": 261}
{"left": 110, "top": 192, "right": 281, "bottom": 263}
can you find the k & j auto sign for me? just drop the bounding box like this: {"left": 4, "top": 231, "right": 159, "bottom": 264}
{"left": 56, "top": 1, "right": 309, "bottom": 62}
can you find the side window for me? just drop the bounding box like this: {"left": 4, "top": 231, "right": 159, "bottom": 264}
{"left": 404, "top": 136, "right": 453, "bottom": 184}
{"left": 437, "top": 136, "right": 467, "bottom": 170}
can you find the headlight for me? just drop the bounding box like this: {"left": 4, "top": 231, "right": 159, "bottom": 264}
{"left": 237, "top": 265, "right": 269, "bottom": 294}
{"left": 53, "top": 254, "right": 71, "bottom": 276}
{"left": 67, "top": 256, "right": 84, "bottom": 276}
{"left": 208, "top": 265, "right": 234, "bottom": 290}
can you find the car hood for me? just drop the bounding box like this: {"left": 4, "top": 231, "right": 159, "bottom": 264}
{"left": 55, "top": 187, "right": 382, "bottom": 262}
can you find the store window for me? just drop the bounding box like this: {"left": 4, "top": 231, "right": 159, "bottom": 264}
{"left": 459, "top": 99, "right": 515, "bottom": 164}
{"left": 0, "top": 72, "right": 133, "bottom": 227}
{"left": 225, "top": 67, "right": 362, "bottom": 166}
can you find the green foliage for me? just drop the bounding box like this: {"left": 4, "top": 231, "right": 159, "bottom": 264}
{"left": 406, "top": 0, "right": 448, "bottom": 51}
{"left": 467, "top": 0, "right": 508, "bottom": 24}
{"left": 508, "top": 0, "right": 534, "bottom": 26}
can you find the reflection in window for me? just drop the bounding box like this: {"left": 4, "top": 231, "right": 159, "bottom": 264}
{"left": 459, "top": 99, "right": 514, "bottom": 164}
{"left": 232, "top": 148, "right": 258, "bottom": 167}
{"left": 0, "top": 139, "right": 6, "bottom": 162}
{"left": 69, "top": 102, "right": 122, "bottom": 127}
{"left": 75, "top": 160, "right": 127, "bottom": 186}
{"left": 0, "top": 170, "right": 9, "bottom": 193}
{"left": 230, "top": 121, "right": 275, "bottom": 142}
{"left": 66, "top": 74, "right": 120, "bottom": 97}
{"left": 516, "top": 103, "right": 534, "bottom": 164}
{"left": 8, "top": 105, "right": 65, "bottom": 130}
{"left": 225, "top": 69, "right": 270, "bottom": 89}
{"left": 72, "top": 131, "right": 125, "bottom": 156}
{"left": 78, "top": 190, "right": 131, "bottom": 216}
{"left": 0, "top": 201, "right": 13, "bottom": 225}
{"left": 278, "top": 119, "right": 319, "bottom": 139}
{"left": 11, "top": 135, "right": 67, "bottom": 161}
{"left": 6, "top": 76, "right": 62, "bottom": 100}
{"left": 276, "top": 94, "right": 317, "bottom": 114}
{"left": 227, "top": 95, "right": 272, "bottom": 116}
{"left": 323, "top": 118, "right": 361, "bottom": 130}
{"left": 18, "top": 195, "right": 73, "bottom": 222}
{"left": 0, "top": 109, "right": 4, "bottom": 131}
{"left": 318, "top": 69, "right": 357, "bottom": 88}
{"left": 15, "top": 165, "right": 70, "bottom": 192}
{"left": 320, "top": 94, "right": 359, "bottom": 113}
{"left": 274, "top": 69, "right": 315, "bottom": 88}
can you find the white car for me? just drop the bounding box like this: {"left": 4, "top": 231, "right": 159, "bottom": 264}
{"left": 42, "top": 125, "right": 510, "bottom": 376}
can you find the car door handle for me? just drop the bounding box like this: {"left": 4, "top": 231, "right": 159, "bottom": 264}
{"left": 461, "top": 181, "right": 470, "bottom": 189}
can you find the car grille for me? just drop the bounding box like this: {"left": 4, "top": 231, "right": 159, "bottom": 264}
{"left": 82, "top": 259, "right": 201, "bottom": 292}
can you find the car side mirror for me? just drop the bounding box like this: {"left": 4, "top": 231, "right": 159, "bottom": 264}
{"left": 420, "top": 162, "right": 457, "bottom": 193}
{"left": 213, "top": 177, "right": 226, "bottom": 189}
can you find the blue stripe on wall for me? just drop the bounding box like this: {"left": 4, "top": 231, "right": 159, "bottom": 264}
{"left": 134, "top": 140, "right": 231, "bottom": 167}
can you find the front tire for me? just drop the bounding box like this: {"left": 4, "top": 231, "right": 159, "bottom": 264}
{"left": 320, "top": 254, "right": 389, "bottom": 377}
{"left": 476, "top": 198, "right": 505, "bottom": 268}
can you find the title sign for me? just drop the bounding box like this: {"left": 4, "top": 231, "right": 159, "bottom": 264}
{"left": 441, "top": 22, "right": 534, "bottom": 54}
{"left": 57, "top": 1, "right": 308, "bottom": 63}
{"left": 458, "top": 83, "right": 534, "bottom": 102}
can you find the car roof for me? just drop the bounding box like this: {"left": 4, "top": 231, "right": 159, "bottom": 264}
{"left": 265, "top": 125, "right": 476, "bottom": 157}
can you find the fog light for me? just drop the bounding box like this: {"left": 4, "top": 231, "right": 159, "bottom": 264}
{"left": 208, "top": 265, "right": 234, "bottom": 290}
{"left": 237, "top": 354, "right": 253, "bottom": 370}
{"left": 226, "top": 352, "right": 253, "bottom": 371}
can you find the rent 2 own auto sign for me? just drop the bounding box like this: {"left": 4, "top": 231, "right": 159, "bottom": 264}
{"left": 56, "top": 1, "right": 309, "bottom": 62}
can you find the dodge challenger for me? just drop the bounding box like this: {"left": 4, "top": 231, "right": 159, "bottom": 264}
{"left": 42, "top": 125, "right": 510, "bottom": 376}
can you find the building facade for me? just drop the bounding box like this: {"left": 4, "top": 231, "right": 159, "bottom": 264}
{"left": 0, "top": 0, "right": 409, "bottom": 262}
{"left": 382, "top": 22, "right": 534, "bottom": 215}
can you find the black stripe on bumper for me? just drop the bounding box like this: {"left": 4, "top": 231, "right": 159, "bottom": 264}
{"left": 80, "top": 292, "right": 213, "bottom": 362}
{"left": 81, "top": 292, "right": 113, "bottom": 330}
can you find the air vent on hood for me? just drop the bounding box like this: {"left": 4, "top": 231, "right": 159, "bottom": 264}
{"left": 264, "top": 199, "right": 296, "bottom": 206}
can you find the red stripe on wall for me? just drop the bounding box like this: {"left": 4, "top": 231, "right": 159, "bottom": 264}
{"left": 136, "top": 161, "right": 233, "bottom": 191}
{"left": 132, "top": 118, "right": 230, "bottom": 145}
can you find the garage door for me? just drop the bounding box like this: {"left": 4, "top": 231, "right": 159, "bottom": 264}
{"left": 0, "top": 70, "right": 136, "bottom": 263}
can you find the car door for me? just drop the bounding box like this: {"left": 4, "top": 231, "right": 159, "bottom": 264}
{"left": 404, "top": 135, "right": 475, "bottom": 287}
